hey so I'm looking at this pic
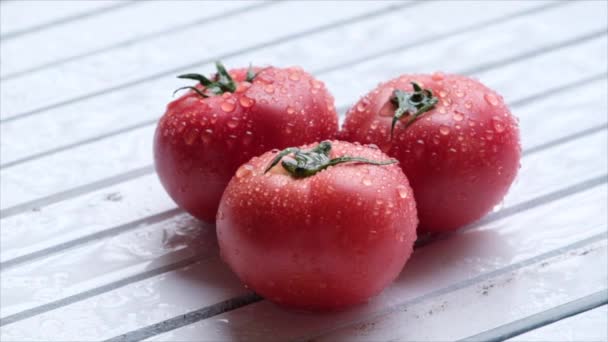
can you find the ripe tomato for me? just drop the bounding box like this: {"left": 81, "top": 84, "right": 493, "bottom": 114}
{"left": 341, "top": 73, "right": 521, "bottom": 233}
{"left": 154, "top": 63, "right": 338, "bottom": 222}
{"left": 217, "top": 140, "right": 418, "bottom": 310}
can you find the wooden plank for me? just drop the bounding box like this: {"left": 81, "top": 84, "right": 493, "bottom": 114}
{"left": 0, "top": 0, "right": 126, "bottom": 38}
{"left": 302, "top": 243, "right": 608, "bottom": 342}
{"left": 2, "top": 4, "right": 605, "bottom": 214}
{"left": 142, "top": 186, "right": 606, "bottom": 341}
{"left": 0, "top": 1, "right": 263, "bottom": 79}
{"left": 507, "top": 305, "right": 608, "bottom": 342}
{"left": 0, "top": 0, "right": 408, "bottom": 120}
{"left": 0, "top": 0, "right": 546, "bottom": 153}
{"left": 1, "top": 128, "right": 605, "bottom": 338}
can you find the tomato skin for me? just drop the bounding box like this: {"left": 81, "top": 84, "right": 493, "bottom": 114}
{"left": 154, "top": 66, "right": 338, "bottom": 222}
{"left": 217, "top": 141, "right": 418, "bottom": 310}
{"left": 341, "top": 74, "right": 521, "bottom": 233}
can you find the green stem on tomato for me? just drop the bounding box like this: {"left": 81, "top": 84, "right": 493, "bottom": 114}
{"left": 264, "top": 141, "right": 397, "bottom": 178}
{"left": 390, "top": 82, "right": 438, "bottom": 138}
{"left": 174, "top": 61, "right": 258, "bottom": 97}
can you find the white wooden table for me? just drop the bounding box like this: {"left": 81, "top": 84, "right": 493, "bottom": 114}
{"left": 1, "top": 1, "right": 607, "bottom": 341}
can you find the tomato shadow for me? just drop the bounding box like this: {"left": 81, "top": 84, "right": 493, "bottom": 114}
{"left": 145, "top": 214, "right": 246, "bottom": 296}
{"left": 391, "top": 222, "right": 510, "bottom": 289}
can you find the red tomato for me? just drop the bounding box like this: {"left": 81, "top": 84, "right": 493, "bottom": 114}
{"left": 154, "top": 63, "right": 338, "bottom": 222}
{"left": 341, "top": 73, "right": 521, "bottom": 233}
{"left": 217, "top": 140, "right": 418, "bottom": 310}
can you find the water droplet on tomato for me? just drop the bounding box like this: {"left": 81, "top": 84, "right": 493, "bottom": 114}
{"left": 438, "top": 107, "right": 447, "bottom": 114}
{"left": 439, "top": 125, "right": 450, "bottom": 135}
{"left": 286, "top": 106, "right": 295, "bottom": 114}
{"left": 221, "top": 100, "right": 236, "bottom": 112}
{"left": 464, "top": 100, "right": 473, "bottom": 109}
{"left": 236, "top": 82, "right": 251, "bottom": 93}
{"left": 264, "top": 84, "right": 275, "bottom": 94}
{"left": 455, "top": 89, "right": 465, "bottom": 97}
{"left": 439, "top": 90, "right": 448, "bottom": 98}
{"left": 289, "top": 72, "right": 300, "bottom": 81}
{"left": 236, "top": 164, "right": 254, "bottom": 178}
{"left": 227, "top": 118, "right": 239, "bottom": 129}
{"left": 492, "top": 117, "right": 506, "bottom": 132}
{"left": 484, "top": 93, "right": 499, "bottom": 106}
{"left": 239, "top": 96, "right": 254, "bottom": 108}
{"left": 396, "top": 185, "right": 408, "bottom": 198}
{"left": 183, "top": 128, "right": 198, "bottom": 145}
{"left": 453, "top": 112, "right": 464, "bottom": 121}
{"left": 432, "top": 72, "right": 445, "bottom": 81}
{"left": 362, "top": 178, "right": 372, "bottom": 186}
{"left": 201, "top": 128, "right": 213, "bottom": 144}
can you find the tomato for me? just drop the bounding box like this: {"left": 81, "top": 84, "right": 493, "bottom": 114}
{"left": 154, "top": 63, "right": 338, "bottom": 222}
{"left": 340, "top": 73, "right": 521, "bottom": 233}
{"left": 217, "top": 140, "right": 418, "bottom": 310}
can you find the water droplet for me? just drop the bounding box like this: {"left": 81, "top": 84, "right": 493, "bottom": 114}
{"left": 439, "top": 125, "right": 451, "bottom": 135}
{"left": 455, "top": 89, "right": 465, "bottom": 97}
{"left": 362, "top": 178, "right": 372, "bottom": 186}
{"left": 370, "top": 120, "right": 379, "bottom": 130}
{"left": 432, "top": 136, "right": 440, "bottom": 145}
{"left": 357, "top": 102, "right": 367, "bottom": 112}
{"left": 464, "top": 101, "right": 473, "bottom": 109}
{"left": 432, "top": 72, "right": 445, "bottom": 81}
{"left": 486, "top": 131, "right": 494, "bottom": 140}
{"left": 239, "top": 96, "right": 254, "bottom": 108}
{"left": 289, "top": 72, "right": 300, "bottom": 81}
{"left": 286, "top": 106, "right": 295, "bottom": 114}
{"left": 236, "top": 164, "right": 254, "bottom": 178}
{"left": 492, "top": 118, "right": 506, "bottom": 132}
{"left": 416, "top": 139, "right": 425, "bottom": 145}
{"left": 264, "top": 84, "right": 275, "bottom": 94}
{"left": 439, "top": 90, "right": 448, "bottom": 98}
{"left": 453, "top": 112, "right": 464, "bottom": 121}
{"left": 227, "top": 118, "right": 240, "bottom": 129}
{"left": 236, "top": 82, "right": 251, "bottom": 93}
{"left": 183, "top": 128, "right": 198, "bottom": 145}
{"left": 396, "top": 185, "right": 409, "bottom": 198}
{"left": 221, "top": 100, "right": 236, "bottom": 112}
{"left": 201, "top": 128, "right": 213, "bottom": 144}
{"left": 484, "top": 93, "right": 499, "bottom": 106}
{"left": 312, "top": 80, "right": 322, "bottom": 89}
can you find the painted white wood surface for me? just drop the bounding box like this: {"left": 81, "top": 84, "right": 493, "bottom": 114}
{"left": 508, "top": 305, "right": 608, "bottom": 342}
{"left": 0, "top": 0, "right": 124, "bottom": 37}
{"left": 0, "top": 1, "right": 606, "bottom": 341}
{"left": 0, "top": 1, "right": 258, "bottom": 79}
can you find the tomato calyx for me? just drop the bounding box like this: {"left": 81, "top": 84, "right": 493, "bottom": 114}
{"left": 390, "top": 82, "right": 438, "bottom": 138}
{"left": 173, "top": 61, "right": 258, "bottom": 98}
{"left": 264, "top": 141, "right": 397, "bottom": 178}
